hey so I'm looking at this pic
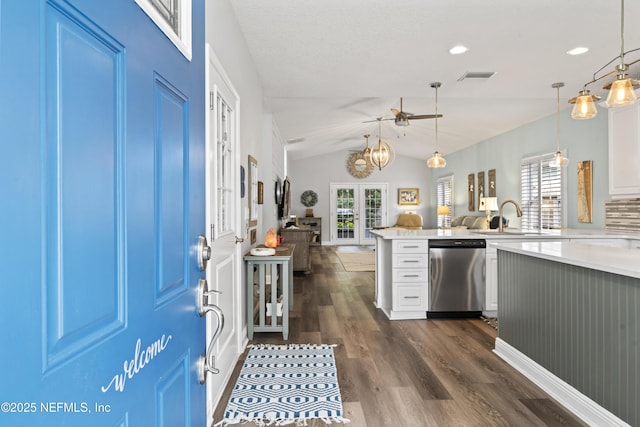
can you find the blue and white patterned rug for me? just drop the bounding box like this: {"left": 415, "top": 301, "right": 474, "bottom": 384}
{"left": 216, "top": 344, "right": 349, "bottom": 426}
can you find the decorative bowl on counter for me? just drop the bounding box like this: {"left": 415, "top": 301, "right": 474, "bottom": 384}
{"left": 250, "top": 247, "right": 276, "bottom": 256}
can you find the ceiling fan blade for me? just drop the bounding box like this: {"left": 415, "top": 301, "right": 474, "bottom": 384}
{"left": 406, "top": 114, "right": 443, "bottom": 120}
{"left": 364, "top": 117, "right": 395, "bottom": 123}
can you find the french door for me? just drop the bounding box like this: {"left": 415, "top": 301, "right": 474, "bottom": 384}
{"left": 205, "top": 44, "right": 242, "bottom": 418}
{"left": 330, "top": 183, "right": 388, "bottom": 245}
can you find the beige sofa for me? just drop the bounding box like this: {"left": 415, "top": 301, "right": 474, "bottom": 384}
{"left": 450, "top": 215, "right": 489, "bottom": 230}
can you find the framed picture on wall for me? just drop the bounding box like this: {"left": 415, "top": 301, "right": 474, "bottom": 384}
{"left": 398, "top": 188, "right": 419, "bottom": 205}
{"left": 488, "top": 169, "right": 496, "bottom": 197}
{"left": 477, "top": 171, "right": 485, "bottom": 210}
{"left": 467, "top": 174, "right": 475, "bottom": 211}
{"left": 577, "top": 160, "right": 593, "bottom": 223}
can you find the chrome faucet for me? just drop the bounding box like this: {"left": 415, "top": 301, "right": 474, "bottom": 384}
{"left": 498, "top": 199, "right": 523, "bottom": 232}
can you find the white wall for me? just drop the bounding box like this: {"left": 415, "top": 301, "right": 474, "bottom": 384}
{"left": 429, "top": 110, "right": 609, "bottom": 229}
{"left": 288, "top": 151, "right": 430, "bottom": 243}
{"left": 206, "top": 0, "right": 267, "bottom": 237}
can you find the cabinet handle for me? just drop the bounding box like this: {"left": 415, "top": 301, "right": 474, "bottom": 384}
{"left": 402, "top": 245, "right": 419, "bottom": 249}
{"left": 404, "top": 296, "right": 419, "bottom": 299}
{"left": 403, "top": 274, "right": 420, "bottom": 278}
{"left": 403, "top": 260, "right": 420, "bottom": 263}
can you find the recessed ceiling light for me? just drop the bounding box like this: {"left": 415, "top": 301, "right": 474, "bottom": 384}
{"left": 449, "top": 45, "right": 468, "bottom": 55}
{"left": 567, "top": 46, "right": 589, "bottom": 55}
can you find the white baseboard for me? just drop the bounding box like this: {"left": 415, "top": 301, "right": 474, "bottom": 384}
{"left": 494, "top": 338, "right": 630, "bottom": 427}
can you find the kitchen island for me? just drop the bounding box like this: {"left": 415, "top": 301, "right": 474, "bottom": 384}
{"left": 370, "top": 228, "right": 569, "bottom": 320}
{"left": 370, "top": 227, "right": 640, "bottom": 320}
{"left": 493, "top": 240, "right": 640, "bottom": 427}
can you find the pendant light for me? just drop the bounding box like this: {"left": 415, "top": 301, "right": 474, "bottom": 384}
{"left": 605, "top": 0, "right": 637, "bottom": 107}
{"left": 551, "top": 83, "right": 569, "bottom": 167}
{"left": 570, "top": 0, "right": 639, "bottom": 119}
{"left": 369, "top": 118, "right": 393, "bottom": 171}
{"left": 427, "top": 82, "right": 447, "bottom": 168}
{"left": 362, "top": 134, "right": 371, "bottom": 157}
{"left": 570, "top": 89, "right": 600, "bottom": 120}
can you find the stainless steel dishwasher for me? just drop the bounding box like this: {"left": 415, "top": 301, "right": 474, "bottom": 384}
{"left": 428, "top": 239, "right": 486, "bottom": 318}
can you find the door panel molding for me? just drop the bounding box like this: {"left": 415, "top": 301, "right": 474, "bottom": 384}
{"left": 44, "top": 2, "right": 126, "bottom": 372}
{"left": 153, "top": 73, "right": 190, "bottom": 307}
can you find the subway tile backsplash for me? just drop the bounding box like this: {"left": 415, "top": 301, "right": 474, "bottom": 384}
{"left": 605, "top": 198, "right": 640, "bottom": 231}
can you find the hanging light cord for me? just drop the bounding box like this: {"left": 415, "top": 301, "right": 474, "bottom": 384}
{"left": 556, "top": 85, "right": 561, "bottom": 151}
{"left": 435, "top": 85, "right": 439, "bottom": 149}
{"left": 582, "top": 0, "right": 639, "bottom": 87}
{"left": 620, "top": 0, "right": 625, "bottom": 68}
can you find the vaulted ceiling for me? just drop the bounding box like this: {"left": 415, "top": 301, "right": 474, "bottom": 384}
{"left": 230, "top": 0, "right": 640, "bottom": 161}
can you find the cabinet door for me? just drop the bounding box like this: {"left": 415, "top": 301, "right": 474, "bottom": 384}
{"left": 393, "top": 285, "right": 426, "bottom": 311}
{"left": 609, "top": 100, "right": 640, "bottom": 196}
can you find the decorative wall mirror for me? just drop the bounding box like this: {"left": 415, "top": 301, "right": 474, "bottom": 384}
{"left": 248, "top": 155, "right": 258, "bottom": 226}
{"left": 347, "top": 152, "right": 373, "bottom": 178}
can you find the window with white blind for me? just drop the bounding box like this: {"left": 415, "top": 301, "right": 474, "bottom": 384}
{"left": 520, "top": 153, "right": 567, "bottom": 230}
{"left": 436, "top": 175, "right": 454, "bottom": 227}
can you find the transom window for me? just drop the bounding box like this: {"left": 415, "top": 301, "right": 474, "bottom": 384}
{"left": 135, "top": 0, "right": 192, "bottom": 60}
{"left": 520, "top": 152, "right": 567, "bottom": 230}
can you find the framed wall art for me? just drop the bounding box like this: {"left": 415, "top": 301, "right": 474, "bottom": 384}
{"left": 467, "top": 174, "right": 475, "bottom": 211}
{"left": 240, "top": 165, "right": 245, "bottom": 198}
{"left": 477, "top": 171, "right": 485, "bottom": 210}
{"left": 488, "top": 169, "right": 496, "bottom": 197}
{"left": 577, "top": 160, "right": 593, "bottom": 223}
{"left": 398, "top": 188, "right": 419, "bottom": 205}
{"left": 248, "top": 155, "right": 258, "bottom": 226}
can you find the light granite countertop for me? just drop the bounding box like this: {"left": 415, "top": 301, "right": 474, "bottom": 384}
{"left": 370, "top": 227, "right": 640, "bottom": 240}
{"left": 492, "top": 240, "right": 640, "bottom": 279}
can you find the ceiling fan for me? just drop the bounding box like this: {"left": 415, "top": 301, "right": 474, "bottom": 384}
{"left": 389, "top": 97, "right": 442, "bottom": 126}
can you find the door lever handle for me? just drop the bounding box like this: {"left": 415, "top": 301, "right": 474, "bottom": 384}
{"left": 197, "top": 304, "right": 224, "bottom": 384}
{"left": 196, "top": 278, "right": 225, "bottom": 384}
{"left": 196, "top": 278, "right": 222, "bottom": 317}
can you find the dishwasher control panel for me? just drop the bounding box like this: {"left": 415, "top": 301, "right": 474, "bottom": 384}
{"left": 428, "top": 239, "right": 486, "bottom": 249}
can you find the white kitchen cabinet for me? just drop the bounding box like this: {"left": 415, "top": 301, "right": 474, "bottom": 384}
{"left": 609, "top": 94, "right": 640, "bottom": 197}
{"left": 389, "top": 239, "right": 428, "bottom": 318}
{"left": 485, "top": 245, "right": 498, "bottom": 313}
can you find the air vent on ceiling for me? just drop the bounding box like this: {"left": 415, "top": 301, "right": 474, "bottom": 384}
{"left": 457, "top": 71, "right": 496, "bottom": 81}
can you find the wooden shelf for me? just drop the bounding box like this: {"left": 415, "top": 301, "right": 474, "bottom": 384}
{"left": 298, "top": 216, "right": 321, "bottom": 246}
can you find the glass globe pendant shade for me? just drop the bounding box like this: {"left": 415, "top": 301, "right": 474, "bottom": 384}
{"left": 427, "top": 151, "right": 447, "bottom": 168}
{"left": 369, "top": 139, "right": 393, "bottom": 170}
{"left": 606, "top": 77, "right": 637, "bottom": 107}
{"left": 551, "top": 151, "right": 569, "bottom": 168}
{"left": 571, "top": 91, "right": 598, "bottom": 120}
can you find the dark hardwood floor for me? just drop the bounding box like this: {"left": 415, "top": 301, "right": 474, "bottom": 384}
{"left": 213, "top": 245, "right": 586, "bottom": 426}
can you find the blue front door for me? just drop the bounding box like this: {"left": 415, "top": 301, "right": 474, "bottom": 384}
{"left": 0, "top": 1, "right": 207, "bottom": 425}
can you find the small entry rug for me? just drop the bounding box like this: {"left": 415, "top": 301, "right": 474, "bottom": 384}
{"left": 216, "top": 344, "right": 349, "bottom": 426}
{"left": 335, "top": 250, "right": 375, "bottom": 272}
